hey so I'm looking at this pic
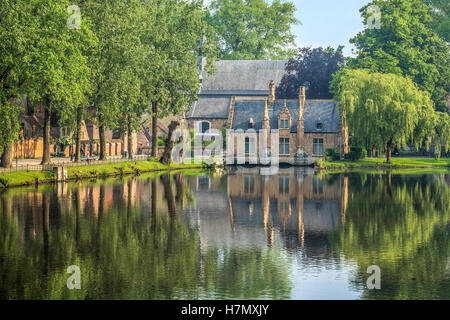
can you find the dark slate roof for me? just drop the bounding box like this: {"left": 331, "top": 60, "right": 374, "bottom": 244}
{"left": 188, "top": 96, "right": 230, "bottom": 119}
{"left": 231, "top": 100, "right": 340, "bottom": 133}
{"left": 200, "top": 60, "right": 287, "bottom": 94}
{"left": 199, "top": 90, "right": 269, "bottom": 97}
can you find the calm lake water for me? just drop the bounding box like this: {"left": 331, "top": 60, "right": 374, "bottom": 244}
{"left": 0, "top": 168, "right": 449, "bottom": 300}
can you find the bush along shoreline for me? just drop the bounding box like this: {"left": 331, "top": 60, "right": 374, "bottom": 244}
{"left": 315, "top": 157, "right": 450, "bottom": 171}
{"left": 0, "top": 159, "right": 212, "bottom": 189}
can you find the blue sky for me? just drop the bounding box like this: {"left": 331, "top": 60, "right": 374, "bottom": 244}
{"left": 291, "top": 0, "right": 371, "bottom": 56}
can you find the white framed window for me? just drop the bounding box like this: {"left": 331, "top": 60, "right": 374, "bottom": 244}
{"left": 197, "top": 121, "right": 211, "bottom": 134}
{"left": 313, "top": 176, "right": 323, "bottom": 194}
{"left": 244, "top": 176, "right": 254, "bottom": 193}
{"left": 197, "top": 175, "right": 211, "bottom": 191}
{"left": 279, "top": 201, "right": 290, "bottom": 214}
{"left": 279, "top": 138, "right": 290, "bottom": 155}
{"left": 280, "top": 119, "right": 289, "bottom": 129}
{"left": 313, "top": 138, "right": 324, "bottom": 156}
{"left": 245, "top": 137, "right": 255, "bottom": 155}
{"left": 279, "top": 176, "right": 289, "bottom": 194}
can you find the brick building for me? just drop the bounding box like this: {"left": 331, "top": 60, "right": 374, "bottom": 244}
{"left": 13, "top": 96, "right": 135, "bottom": 159}
{"left": 186, "top": 60, "right": 349, "bottom": 164}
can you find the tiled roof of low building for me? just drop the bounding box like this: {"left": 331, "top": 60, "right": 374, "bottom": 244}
{"left": 200, "top": 60, "right": 287, "bottom": 94}
{"left": 231, "top": 100, "right": 340, "bottom": 133}
{"left": 189, "top": 96, "right": 230, "bottom": 119}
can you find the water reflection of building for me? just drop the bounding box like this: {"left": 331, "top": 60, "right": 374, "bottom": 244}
{"left": 184, "top": 168, "right": 348, "bottom": 252}
{"left": 0, "top": 178, "right": 146, "bottom": 243}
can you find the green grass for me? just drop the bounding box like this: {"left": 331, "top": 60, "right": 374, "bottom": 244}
{"left": 0, "top": 171, "right": 55, "bottom": 188}
{"left": 0, "top": 158, "right": 208, "bottom": 188}
{"left": 320, "top": 157, "right": 450, "bottom": 170}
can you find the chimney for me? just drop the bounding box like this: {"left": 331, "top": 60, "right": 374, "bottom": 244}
{"left": 249, "top": 117, "right": 254, "bottom": 129}
{"left": 263, "top": 99, "right": 270, "bottom": 129}
{"left": 297, "top": 86, "right": 306, "bottom": 149}
{"left": 298, "top": 86, "right": 306, "bottom": 120}
{"left": 268, "top": 80, "right": 275, "bottom": 107}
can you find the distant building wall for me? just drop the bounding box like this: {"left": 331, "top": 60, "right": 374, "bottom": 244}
{"left": 303, "top": 133, "right": 340, "bottom": 157}
{"left": 13, "top": 138, "right": 44, "bottom": 159}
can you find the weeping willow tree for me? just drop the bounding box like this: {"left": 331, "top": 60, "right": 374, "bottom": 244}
{"left": 331, "top": 69, "right": 449, "bottom": 162}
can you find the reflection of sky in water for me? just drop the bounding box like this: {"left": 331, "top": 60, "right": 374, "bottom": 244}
{"left": 289, "top": 254, "right": 361, "bottom": 300}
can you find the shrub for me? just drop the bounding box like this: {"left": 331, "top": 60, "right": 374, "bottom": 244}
{"left": 345, "top": 146, "right": 367, "bottom": 161}
{"left": 314, "top": 158, "right": 325, "bottom": 169}
{"left": 157, "top": 135, "right": 168, "bottom": 147}
{"left": 325, "top": 148, "right": 340, "bottom": 161}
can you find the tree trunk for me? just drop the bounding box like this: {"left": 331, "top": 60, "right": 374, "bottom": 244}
{"left": 161, "top": 173, "right": 177, "bottom": 218}
{"left": 151, "top": 179, "right": 157, "bottom": 232}
{"left": 152, "top": 101, "right": 158, "bottom": 158}
{"left": 75, "top": 105, "right": 82, "bottom": 162}
{"left": 41, "top": 102, "right": 52, "bottom": 165}
{"left": 42, "top": 192, "right": 50, "bottom": 273}
{"left": 386, "top": 172, "right": 392, "bottom": 198}
{"left": 99, "top": 124, "right": 106, "bottom": 161}
{"left": 75, "top": 188, "right": 81, "bottom": 251}
{"left": 386, "top": 138, "right": 393, "bottom": 163}
{"left": 127, "top": 116, "right": 133, "bottom": 159}
{"left": 160, "top": 121, "right": 180, "bottom": 165}
{"left": 372, "top": 145, "right": 376, "bottom": 158}
{"left": 1, "top": 142, "right": 13, "bottom": 168}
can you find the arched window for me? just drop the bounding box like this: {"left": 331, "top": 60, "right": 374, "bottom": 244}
{"left": 198, "top": 121, "right": 211, "bottom": 133}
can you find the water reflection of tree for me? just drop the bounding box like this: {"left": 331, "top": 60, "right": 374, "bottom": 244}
{"left": 330, "top": 173, "right": 450, "bottom": 299}
{"left": 0, "top": 173, "right": 292, "bottom": 299}
{"left": 200, "top": 248, "right": 292, "bottom": 299}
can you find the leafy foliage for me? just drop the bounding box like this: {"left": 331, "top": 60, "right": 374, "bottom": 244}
{"left": 345, "top": 146, "right": 367, "bottom": 161}
{"left": 325, "top": 148, "right": 340, "bottom": 161}
{"left": 206, "top": 0, "right": 298, "bottom": 60}
{"left": 331, "top": 69, "right": 447, "bottom": 161}
{"left": 422, "top": 0, "right": 450, "bottom": 42}
{"left": 349, "top": 0, "right": 450, "bottom": 112}
{"left": 276, "top": 46, "right": 345, "bottom": 99}
{"left": 0, "top": 103, "right": 20, "bottom": 154}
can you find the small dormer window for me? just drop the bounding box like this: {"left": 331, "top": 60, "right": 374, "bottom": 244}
{"left": 199, "top": 121, "right": 210, "bottom": 133}
{"left": 316, "top": 122, "right": 323, "bottom": 130}
{"left": 281, "top": 119, "right": 289, "bottom": 129}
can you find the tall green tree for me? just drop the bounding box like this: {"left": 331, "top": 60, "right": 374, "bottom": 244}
{"left": 350, "top": 0, "right": 450, "bottom": 112}
{"left": 117, "top": 68, "right": 145, "bottom": 159}
{"left": 0, "top": 1, "right": 35, "bottom": 167}
{"left": 1, "top": 0, "right": 94, "bottom": 165}
{"left": 206, "top": 0, "right": 298, "bottom": 60}
{"left": 331, "top": 69, "right": 447, "bottom": 162}
{"left": 24, "top": 0, "right": 95, "bottom": 164}
{"left": 140, "top": 0, "right": 217, "bottom": 158}
{"left": 0, "top": 103, "right": 20, "bottom": 167}
{"left": 81, "top": 0, "right": 144, "bottom": 160}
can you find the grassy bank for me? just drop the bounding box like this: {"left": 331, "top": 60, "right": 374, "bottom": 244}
{"left": 0, "top": 158, "right": 209, "bottom": 188}
{"left": 317, "top": 157, "right": 450, "bottom": 171}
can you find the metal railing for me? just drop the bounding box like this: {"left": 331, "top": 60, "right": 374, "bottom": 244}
{"left": 0, "top": 154, "right": 155, "bottom": 174}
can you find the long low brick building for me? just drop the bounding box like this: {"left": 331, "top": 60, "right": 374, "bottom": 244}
{"left": 186, "top": 60, "right": 349, "bottom": 164}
